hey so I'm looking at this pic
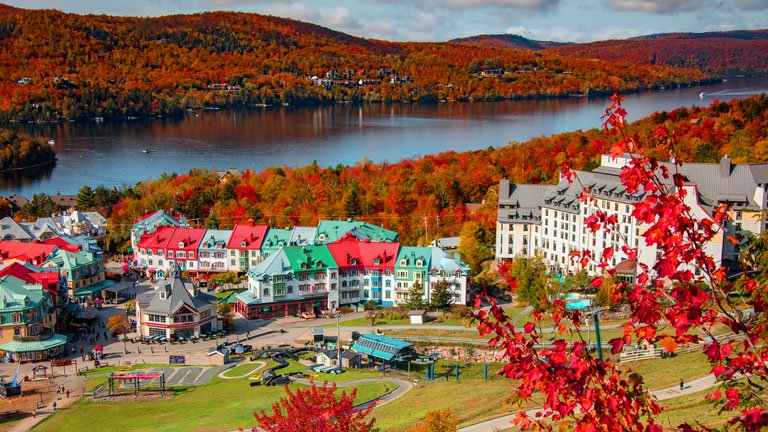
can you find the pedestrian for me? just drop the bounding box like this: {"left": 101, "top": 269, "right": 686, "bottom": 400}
{"left": 32, "top": 409, "right": 36, "bottom": 418}
{"left": 679, "top": 378, "right": 684, "bottom": 390}
{"left": 52, "top": 401, "right": 57, "bottom": 411}
{"left": 80, "top": 347, "right": 83, "bottom": 354}
{"left": 66, "top": 390, "right": 70, "bottom": 398}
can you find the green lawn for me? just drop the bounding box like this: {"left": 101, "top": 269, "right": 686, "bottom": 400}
{"left": 656, "top": 388, "right": 731, "bottom": 430}
{"left": 620, "top": 351, "right": 713, "bottom": 390}
{"left": 330, "top": 316, "right": 473, "bottom": 328}
{"left": 33, "top": 376, "right": 389, "bottom": 432}
{"left": 80, "top": 366, "right": 118, "bottom": 376}
{"left": 221, "top": 362, "right": 264, "bottom": 378}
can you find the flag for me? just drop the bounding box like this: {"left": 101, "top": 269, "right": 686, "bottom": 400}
{"left": 10, "top": 361, "right": 20, "bottom": 387}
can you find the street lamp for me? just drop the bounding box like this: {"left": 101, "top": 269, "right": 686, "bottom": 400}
{"left": 586, "top": 307, "right": 604, "bottom": 360}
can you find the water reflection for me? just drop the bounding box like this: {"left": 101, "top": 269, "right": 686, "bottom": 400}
{"left": 2, "top": 77, "right": 766, "bottom": 196}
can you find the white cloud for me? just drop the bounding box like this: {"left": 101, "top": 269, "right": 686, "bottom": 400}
{"left": 443, "top": 0, "right": 559, "bottom": 10}
{"left": 604, "top": 0, "right": 705, "bottom": 13}
{"left": 504, "top": 25, "right": 652, "bottom": 42}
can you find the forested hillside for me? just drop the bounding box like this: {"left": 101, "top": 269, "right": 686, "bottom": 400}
{"left": 0, "top": 129, "right": 55, "bottom": 170}
{"left": 548, "top": 30, "right": 768, "bottom": 76}
{"left": 449, "top": 34, "right": 569, "bottom": 50}
{"left": 76, "top": 95, "right": 768, "bottom": 251}
{"left": 0, "top": 5, "right": 706, "bottom": 122}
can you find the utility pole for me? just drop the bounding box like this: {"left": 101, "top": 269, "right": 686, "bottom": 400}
{"left": 336, "top": 313, "right": 342, "bottom": 368}
{"left": 424, "top": 216, "right": 428, "bottom": 244}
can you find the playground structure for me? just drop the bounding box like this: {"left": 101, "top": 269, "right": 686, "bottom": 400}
{"left": 94, "top": 371, "right": 166, "bottom": 398}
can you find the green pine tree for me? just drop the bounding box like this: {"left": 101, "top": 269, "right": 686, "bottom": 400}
{"left": 76, "top": 185, "right": 95, "bottom": 210}
{"left": 405, "top": 279, "right": 426, "bottom": 311}
{"left": 429, "top": 280, "right": 454, "bottom": 312}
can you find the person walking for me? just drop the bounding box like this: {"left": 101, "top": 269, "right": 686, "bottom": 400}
{"left": 52, "top": 401, "right": 57, "bottom": 411}
{"left": 32, "top": 409, "right": 36, "bottom": 418}
{"left": 679, "top": 378, "right": 684, "bottom": 390}
{"left": 66, "top": 390, "right": 70, "bottom": 398}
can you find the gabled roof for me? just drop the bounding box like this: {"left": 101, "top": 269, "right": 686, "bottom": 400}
{"left": 139, "top": 266, "right": 215, "bottom": 315}
{"left": 247, "top": 249, "right": 293, "bottom": 279}
{"left": 395, "top": 246, "right": 431, "bottom": 269}
{"left": 199, "top": 229, "right": 231, "bottom": 249}
{"left": 0, "top": 274, "right": 46, "bottom": 311}
{"left": 315, "top": 220, "right": 398, "bottom": 243}
{"left": 138, "top": 225, "right": 174, "bottom": 250}
{"left": 358, "top": 240, "right": 399, "bottom": 269}
{"left": 497, "top": 180, "right": 550, "bottom": 224}
{"left": 0, "top": 217, "right": 34, "bottom": 241}
{"left": 282, "top": 244, "right": 337, "bottom": 272}
{"left": 41, "top": 236, "right": 82, "bottom": 253}
{"left": 163, "top": 227, "right": 207, "bottom": 250}
{"left": 262, "top": 227, "right": 292, "bottom": 251}
{"left": 0, "top": 262, "right": 60, "bottom": 295}
{"left": 289, "top": 226, "right": 317, "bottom": 246}
{"left": 226, "top": 220, "right": 268, "bottom": 250}
{"left": 326, "top": 237, "right": 365, "bottom": 269}
{"left": 133, "top": 210, "right": 189, "bottom": 233}
{"left": 44, "top": 249, "right": 100, "bottom": 271}
{"left": 0, "top": 241, "right": 57, "bottom": 264}
{"left": 430, "top": 247, "right": 470, "bottom": 275}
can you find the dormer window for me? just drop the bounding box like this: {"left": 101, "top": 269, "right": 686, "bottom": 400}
{"left": 241, "top": 241, "right": 247, "bottom": 247}
{"left": 374, "top": 258, "right": 381, "bottom": 265}
{"left": 316, "top": 261, "right": 323, "bottom": 268}
{"left": 400, "top": 259, "right": 407, "bottom": 266}
{"left": 351, "top": 258, "right": 358, "bottom": 265}
{"left": 416, "top": 260, "right": 423, "bottom": 267}
{"left": 159, "top": 291, "right": 167, "bottom": 300}
{"left": 301, "top": 263, "right": 308, "bottom": 269}
{"left": 178, "top": 241, "right": 185, "bottom": 248}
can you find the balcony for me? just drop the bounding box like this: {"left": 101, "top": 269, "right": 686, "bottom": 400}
{"left": 14, "top": 327, "right": 54, "bottom": 342}
{"left": 300, "top": 290, "right": 329, "bottom": 297}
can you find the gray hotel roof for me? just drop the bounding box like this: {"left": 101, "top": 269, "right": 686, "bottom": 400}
{"left": 499, "top": 155, "right": 768, "bottom": 221}
{"left": 138, "top": 266, "right": 215, "bottom": 315}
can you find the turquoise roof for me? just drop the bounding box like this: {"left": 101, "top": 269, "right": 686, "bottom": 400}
{"left": 235, "top": 290, "right": 261, "bottom": 306}
{"left": 352, "top": 334, "right": 412, "bottom": 361}
{"left": 44, "top": 249, "right": 100, "bottom": 272}
{"left": 315, "top": 220, "right": 399, "bottom": 243}
{"left": 73, "top": 280, "right": 115, "bottom": 297}
{"left": 282, "top": 245, "right": 337, "bottom": 273}
{"left": 395, "top": 246, "right": 432, "bottom": 270}
{"left": 0, "top": 275, "right": 46, "bottom": 312}
{"left": 0, "top": 334, "right": 67, "bottom": 353}
{"left": 247, "top": 249, "right": 293, "bottom": 279}
{"left": 261, "top": 227, "right": 293, "bottom": 253}
{"left": 134, "top": 210, "right": 189, "bottom": 234}
{"left": 430, "top": 247, "right": 470, "bottom": 275}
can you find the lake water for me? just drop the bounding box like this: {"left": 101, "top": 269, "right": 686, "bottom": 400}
{"left": 3, "top": 77, "right": 766, "bottom": 197}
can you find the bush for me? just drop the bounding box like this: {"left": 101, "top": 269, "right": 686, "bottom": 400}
{"left": 446, "top": 305, "right": 470, "bottom": 320}
{"left": 363, "top": 300, "right": 377, "bottom": 310}
{"left": 337, "top": 306, "right": 355, "bottom": 315}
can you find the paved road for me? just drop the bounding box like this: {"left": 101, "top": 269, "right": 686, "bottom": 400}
{"left": 457, "top": 374, "right": 719, "bottom": 432}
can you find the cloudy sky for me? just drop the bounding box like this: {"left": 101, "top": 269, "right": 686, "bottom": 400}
{"left": 5, "top": 0, "right": 768, "bottom": 42}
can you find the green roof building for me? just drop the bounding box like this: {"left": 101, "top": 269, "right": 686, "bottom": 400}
{"left": 0, "top": 275, "right": 66, "bottom": 362}
{"left": 315, "top": 220, "right": 399, "bottom": 244}
{"left": 44, "top": 249, "right": 112, "bottom": 300}
{"left": 394, "top": 246, "right": 432, "bottom": 303}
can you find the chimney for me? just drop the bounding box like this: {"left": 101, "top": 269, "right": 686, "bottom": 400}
{"left": 248, "top": 218, "right": 255, "bottom": 227}
{"left": 720, "top": 155, "right": 732, "bottom": 177}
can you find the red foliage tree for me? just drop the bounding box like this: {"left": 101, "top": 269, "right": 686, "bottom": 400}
{"left": 253, "top": 382, "right": 376, "bottom": 432}
{"left": 474, "top": 94, "right": 768, "bottom": 431}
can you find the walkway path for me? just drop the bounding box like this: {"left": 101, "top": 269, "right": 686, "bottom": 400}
{"left": 217, "top": 362, "right": 266, "bottom": 380}
{"left": 457, "top": 374, "right": 719, "bottom": 432}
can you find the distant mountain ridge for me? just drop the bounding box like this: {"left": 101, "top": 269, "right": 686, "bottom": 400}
{"left": 547, "top": 29, "right": 768, "bottom": 76}
{"left": 0, "top": 5, "right": 709, "bottom": 122}
{"left": 449, "top": 34, "right": 570, "bottom": 50}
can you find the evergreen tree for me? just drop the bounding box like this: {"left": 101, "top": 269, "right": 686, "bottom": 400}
{"left": 23, "top": 193, "right": 56, "bottom": 217}
{"left": 429, "top": 280, "right": 454, "bottom": 312}
{"left": 344, "top": 180, "right": 361, "bottom": 216}
{"left": 405, "top": 279, "right": 426, "bottom": 311}
{"left": 205, "top": 211, "right": 221, "bottom": 229}
{"left": 77, "top": 185, "right": 95, "bottom": 210}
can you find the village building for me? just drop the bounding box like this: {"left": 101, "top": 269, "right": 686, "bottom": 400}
{"left": 495, "top": 154, "right": 764, "bottom": 277}
{"left": 0, "top": 242, "right": 57, "bottom": 266}
{"left": 236, "top": 244, "right": 336, "bottom": 320}
{"left": 226, "top": 220, "right": 268, "bottom": 272}
{"left": 394, "top": 246, "right": 431, "bottom": 305}
{"left": 197, "top": 229, "right": 231, "bottom": 274}
{"left": 0, "top": 275, "right": 66, "bottom": 362}
{"left": 130, "top": 210, "right": 189, "bottom": 256}
{"left": 315, "top": 220, "right": 399, "bottom": 244}
{"left": 135, "top": 266, "right": 219, "bottom": 340}
{"left": 43, "top": 249, "right": 111, "bottom": 301}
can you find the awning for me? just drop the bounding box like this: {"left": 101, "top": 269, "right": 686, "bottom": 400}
{"left": 105, "top": 284, "right": 129, "bottom": 293}
{"left": 74, "top": 280, "right": 116, "bottom": 297}
{"left": 94, "top": 344, "right": 104, "bottom": 351}
{"left": 261, "top": 306, "right": 271, "bottom": 312}
{"left": 0, "top": 334, "right": 67, "bottom": 353}
{"left": 313, "top": 301, "right": 323, "bottom": 307}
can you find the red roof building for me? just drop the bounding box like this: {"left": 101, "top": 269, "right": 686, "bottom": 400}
{"left": 226, "top": 219, "right": 268, "bottom": 272}
{"left": 0, "top": 241, "right": 58, "bottom": 266}
{"left": 0, "top": 262, "right": 61, "bottom": 297}
{"left": 41, "top": 237, "right": 82, "bottom": 253}
{"left": 137, "top": 226, "right": 206, "bottom": 276}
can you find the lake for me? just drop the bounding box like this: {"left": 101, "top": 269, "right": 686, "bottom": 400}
{"left": 3, "top": 77, "right": 766, "bottom": 197}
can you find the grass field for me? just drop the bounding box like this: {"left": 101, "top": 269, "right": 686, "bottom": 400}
{"left": 620, "top": 351, "right": 713, "bottom": 390}
{"left": 220, "top": 362, "right": 264, "bottom": 378}
{"left": 33, "top": 376, "right": 389, "bottom": 432}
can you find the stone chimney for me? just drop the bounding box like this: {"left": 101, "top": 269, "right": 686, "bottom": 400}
{"left": 720, "top": 155, "right": 732, "bottom": 177}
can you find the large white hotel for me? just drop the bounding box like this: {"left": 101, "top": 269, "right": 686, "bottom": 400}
{"left": 496, "top": 154, "right": 768, "bottom": 278}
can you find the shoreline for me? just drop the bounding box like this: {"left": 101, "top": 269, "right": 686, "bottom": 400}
{"left": 0, "top": 158, "right": 57, "bottom": 173}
